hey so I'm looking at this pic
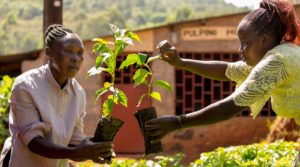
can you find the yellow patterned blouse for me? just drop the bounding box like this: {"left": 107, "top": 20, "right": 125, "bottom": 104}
{"left": 225, "top": 43, "right": 300, "bottom": 124}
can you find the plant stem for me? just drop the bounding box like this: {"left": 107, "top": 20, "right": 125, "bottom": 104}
{"left": 144, "top": 64, "right": 153, "bottom": 97}
{"left": 146, "top": 55, "right": 161, "bottom": 64}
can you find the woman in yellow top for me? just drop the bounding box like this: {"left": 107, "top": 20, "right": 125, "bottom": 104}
{"left": 145, "top": 0, "right": 300, "bottom": 143}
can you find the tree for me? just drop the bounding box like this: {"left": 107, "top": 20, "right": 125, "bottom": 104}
{"left": 176, "top": 5, "right": 192, "bottom": 22}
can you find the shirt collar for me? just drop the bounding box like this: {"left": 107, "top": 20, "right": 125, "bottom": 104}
{"left": 45, "top": 64, "right": 77, "bottom": 96}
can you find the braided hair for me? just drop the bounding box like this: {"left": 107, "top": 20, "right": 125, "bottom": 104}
{"left": 243, "top": 0, "right": 300, "bottom": 44}
{"left": 45, "top": 24, "right": 74, "bottom": 48}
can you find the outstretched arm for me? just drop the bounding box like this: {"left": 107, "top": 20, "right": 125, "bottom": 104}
{"left": 156, "top": 40, "right": 230, "bottom": 81}
{"left": 145, "top": 96, "right": 246, "bottom": 143}
{"left": 145, "top": 53, "right": 289, "bottom": 143}
{"left": 179, "top": 59, "right": 230, "bottom": 81}
{"left": 180, "top": 96, "right": 246, "bottom": 127}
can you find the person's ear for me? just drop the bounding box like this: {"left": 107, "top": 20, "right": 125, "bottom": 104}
{"left": 46, "top": 47, "right": 53, "bottom": 60}
{"left": 262, "top": 34, "right": 273, "bottom": 47}
{"left": 261, "top": 34, "right": 267, "bottom": 45}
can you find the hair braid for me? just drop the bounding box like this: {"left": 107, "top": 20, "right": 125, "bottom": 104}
{"left": 243, "top": 0, "right": 300, "bottom": 44}
{"left": 45, "top": 24, "right": 74, "bottom": 48}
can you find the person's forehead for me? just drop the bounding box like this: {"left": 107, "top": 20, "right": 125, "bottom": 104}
{"left": 237, "top": 20, "right": 255, "bottom": 36}
{"left": 237, "top": 20, "right": 250, "bottom": 31}
{"left": 57, "top": 33, "right": 83, "bottom": 46}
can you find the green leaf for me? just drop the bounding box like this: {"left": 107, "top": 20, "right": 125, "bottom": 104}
{"left": 150, "top": 92, "right": 161, "bottom": 101}
{"left": 119, "top": 53, "right": 147, "bottom": 69}
{"left": 102, "top": 95, "right": 114, "bottom": 118}
{"left": 92, "top": 42, "right": 111, "bottom": 54}
{"left": 105, "top": 58, "right": 116, "bottom": 75}
{"left": 115, "top": 89, "right": 128, "bottom": 107}
{"left": 109, "top": 24, "right": 121, "bottom": 38}
{"left": 94, "top": 87, "right": 108, "bottom": 101}
{"left": 104, "top": 82, "right": 111, "bottom": 89}
{"left": 95, "top": 53, "right": 113, "bottom": 69}
{"left": 115, "top": 39, "right": 127, "bottom": 56}
{"left": 118, "top": 37, "right": 133, "bottom": 45}
{"left": 2, "top": 75, "right": 13, "bottom": 87}
{"left": 92, "top": 38, "right": 109, "bottom": 44}
{"left": 133, "top": 69, "right": 150, "bottom": 85}
{"left": 154, "top": 80, "right": 172, "bottom": 92}
{"left": 102, "top": 53, "right": 113, "bottom": 63}
{"left": 137, "top": 53, "right": 148, "bottom": 65}
{"left": 87, "top": 67, "right": 106, "bottom": 76}
{"left": 95, "top": 55, "right": 104, "bottom": 68}
{"left": 0, "top": 75, "right": 14, "bottom": 118}
{"left": 127, "top": 31, "right": 141, "bottom": 42}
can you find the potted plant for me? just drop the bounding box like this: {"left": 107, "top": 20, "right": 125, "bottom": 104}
{"left": 87, "top": 24, "right": 138, "bottom": 160}
{"left": 119, "top": 44, "right": 172, "bottom": 156}
{"left": 88, "top": 24, "right": 171, "bottom": 158}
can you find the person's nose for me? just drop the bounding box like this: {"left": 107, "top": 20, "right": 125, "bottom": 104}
{"left": 72, "top": 53, "right": 83, "bottom": 63}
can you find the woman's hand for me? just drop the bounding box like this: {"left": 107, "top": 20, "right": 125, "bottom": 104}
{"left": 28, "top": 136, "right": 113, "bottom": 164}
{"left": 72, "top": 137, "right": 113, "bottom": 164}
{"left": 156, "top": 40, "right": 183, "bottom": 67}
{"left": 145, "top": 115, "right": 182, "bottom": 143}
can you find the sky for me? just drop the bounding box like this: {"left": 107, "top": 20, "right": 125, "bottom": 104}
{"left": 224, "top": 0, "right": 261, "bottom": 9}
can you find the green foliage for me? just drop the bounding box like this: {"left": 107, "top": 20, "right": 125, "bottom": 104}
{"left": 18, "top": 3, "right": 42, "bottom": 20}
{"left": 119, "top": 53, "right": 147, "bottom": 69}
{"left": 155, "top": 80, "right": 172, "bottom": 92}
{"left": 72, "top": 141, "right": 300, "bottom": 166}
{"left": 88, "top": 24, "right": 140, "bottom": 117}
{"left": 0, "top": 0, "right": 43, "bottom": 55}
{"left": 120, "top": 53, "right": 171, "bottom": 107}
{"left": 20, "top": 33, "right": 40, "bottom": 51}
{"left": 176, "top": 5, "right": 193, "bottom": 22}
{"left": 190, "top": 141, "right": 299, "bottom": 167}
{"left": 0, "top": 0, "right": 248, "bottom": 55}
{"left": 89, "top": 24, "right": 171, "bottom": 117}
{"left": 73, "top": 153, "right": 185, "bottom": 167}
{"left": 0, "top": 75, "right": 14, "bottom": 147}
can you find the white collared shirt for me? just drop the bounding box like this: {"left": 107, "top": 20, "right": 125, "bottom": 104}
{"left": 7, "top": 64, "right": 86, "bottom": 167}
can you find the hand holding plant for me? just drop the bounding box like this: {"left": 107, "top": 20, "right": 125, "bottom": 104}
{"left": 87, "top": 24, "right": 141, "bottom": 161}
{"left": 119, "top": 40, "right": 173, "bottom": 156}
{"left": 155, "top": 40, "right": 183, "bottom": 67}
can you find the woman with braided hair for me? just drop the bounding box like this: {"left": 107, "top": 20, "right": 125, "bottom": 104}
{"left": 145, "top": 0, "right": 300, "bottom": 144}
{"left": 0, "top": 24, "right": 113, "bottom": 167}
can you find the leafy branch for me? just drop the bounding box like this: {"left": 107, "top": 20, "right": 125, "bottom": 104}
{"left": 88, "top": 24, "right": 172, "bottom": 117}
{"left": 120, "top": 53, "right": 172, "bottom": 107}
{"left": 88, "top": 24, "right": 140, "bottom": 117}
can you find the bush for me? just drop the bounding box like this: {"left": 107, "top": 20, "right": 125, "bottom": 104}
{"left": 0, "top": 75, "right": 14, "bottom": 148}
{"left": 191, "top": 140, "right": 299, "bottom": 167}
{"left": 72, "top": 141, "right": 299, "bottom": 167}
{"left": 72, "top": 153, "right": 184, "bottom": 167}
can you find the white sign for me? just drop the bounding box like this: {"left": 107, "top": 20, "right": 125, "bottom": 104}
{"left": 181, "top": 27, "right": 238, "bottom": 41}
